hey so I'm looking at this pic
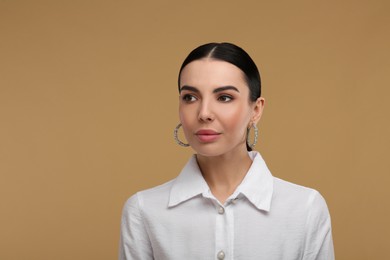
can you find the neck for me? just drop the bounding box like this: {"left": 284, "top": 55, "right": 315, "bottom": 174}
{"left": 196, "top": 148, "right": 254, "bottom": 204}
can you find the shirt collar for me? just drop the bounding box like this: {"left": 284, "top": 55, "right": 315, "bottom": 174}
{"left": 234, "top": 151, "right": 274, "bottom": 211}
{"left": 168, "top": 151, "right": 274, "bottom": 212}
{"left": 168, "top": 155, "right": 209, "bottom": 207}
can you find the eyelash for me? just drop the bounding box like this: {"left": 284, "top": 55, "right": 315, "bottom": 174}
{"left": 182, "top": 94, "right": 197, "bottom": 102}
{"left": 217, "top": 95, "right": 233, "bottom": 102}
{"left": 181, "top": 94, "right": 234, "bottom": 103}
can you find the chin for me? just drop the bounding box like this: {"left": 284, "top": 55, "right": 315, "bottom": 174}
{"left": 191, "top": 143, "right": 244, "bottom": 158}
{"left": 190, "top": 144, "right": 225, "bottom": 157}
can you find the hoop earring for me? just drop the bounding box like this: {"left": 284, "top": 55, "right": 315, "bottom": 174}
{"left": 246, "top": 123, "right": 258, "bottom": 149}
{"left": 174, "top": 123, "right": 190, "bottom": 147}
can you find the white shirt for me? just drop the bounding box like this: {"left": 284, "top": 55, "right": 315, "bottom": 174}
{"left": 119, "top": 151, "right": 334, "bottom": 260}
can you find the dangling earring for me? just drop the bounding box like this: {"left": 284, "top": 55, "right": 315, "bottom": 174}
{"left": 174, "top": 123, "right": 190, "bottom": 147}
{"left": 246, "top": 123, "right": 258, "bottom": 149}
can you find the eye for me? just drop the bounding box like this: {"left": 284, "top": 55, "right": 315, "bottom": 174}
{"left": 182, "top": 94, "right": 197, "bottom": 102}
{"left": 218, "top": 95, "right": 233, "bottom": 102}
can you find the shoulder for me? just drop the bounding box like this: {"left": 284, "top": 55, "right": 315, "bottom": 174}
{"left": 123, "top": 178, "right": 176, "bottom": 213}
{"left": 272, "top": 177, "right": 330, "bottom": 216}
{"left": 273, "top": 177, "right": 323, "bottom": 200}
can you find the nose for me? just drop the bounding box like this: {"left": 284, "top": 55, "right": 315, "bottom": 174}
{"left": 198, "top": 100, "right": 215, "bottom": 122}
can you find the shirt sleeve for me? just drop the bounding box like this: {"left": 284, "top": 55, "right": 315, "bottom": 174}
{"left": 302, "top": 191, "right": 335, "bottom": 260}
{"left": 119, "top": 193, "right": 153, "bottom": 260}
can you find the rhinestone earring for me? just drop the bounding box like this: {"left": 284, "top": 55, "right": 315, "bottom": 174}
{"left": 174, "top": 123, "right": 190, "bottom": 147}
{"left": 246, "top": 123, "right": 258, "bottom": 149}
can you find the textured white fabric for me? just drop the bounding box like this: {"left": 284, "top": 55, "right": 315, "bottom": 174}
{"left": 119, "top": 151, "right": 334, "bottom": 260}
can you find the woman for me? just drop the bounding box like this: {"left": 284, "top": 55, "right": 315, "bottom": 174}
{"left": 119, "top": 43, "right": 334, "bottom": 260}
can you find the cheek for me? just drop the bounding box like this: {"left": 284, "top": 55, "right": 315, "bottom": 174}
{"left": 179, "top": 105, "right": 195, "bottom": 134}
{"left": 220, "top": 105, "right": 251, "bottom": 133}
{"left": 179, "top": 105, "right": 189, "bottom": 123}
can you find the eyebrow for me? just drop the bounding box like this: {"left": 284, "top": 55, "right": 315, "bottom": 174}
{"left": 180, "top": 85, "right": 240, "bottom": 93}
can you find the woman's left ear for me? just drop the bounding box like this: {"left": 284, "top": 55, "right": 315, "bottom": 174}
{"left": 251, "top": 97, "right": 265, "bottom": 124}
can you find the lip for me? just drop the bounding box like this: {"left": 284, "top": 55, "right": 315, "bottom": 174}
{"left": 195, "top": 129, "right": 221, "bottom": 142}
{"left": 196, "top": 129, "right": 220, "bottom": 135}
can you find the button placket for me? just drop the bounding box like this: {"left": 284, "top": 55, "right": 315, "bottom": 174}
{"left": 215, "top": 203, "right": 227, "bottom": 260}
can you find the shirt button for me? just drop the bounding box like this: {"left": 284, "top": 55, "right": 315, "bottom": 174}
{"left": 232, "top": 198, "right": 238, "bottom": 204}
{"left": 218, "top": 206, "right": 225, "bottom": 214}
{"left": 217, "top": 250, "right": 225, "bottom": 259}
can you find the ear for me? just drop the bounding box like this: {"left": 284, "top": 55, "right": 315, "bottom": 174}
{"left": 251, "top": 97, "right": 265, "bottom": 125}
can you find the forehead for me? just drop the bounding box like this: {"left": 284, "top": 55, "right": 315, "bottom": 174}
{"left": 180, "top": 59, "right": 247, "bottom": 90}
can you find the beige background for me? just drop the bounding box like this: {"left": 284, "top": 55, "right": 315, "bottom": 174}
{"left": 1, "top": 0, "right": 389, "bottom": 259}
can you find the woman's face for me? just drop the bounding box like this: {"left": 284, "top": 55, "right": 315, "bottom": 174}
{"left": 179, "top": 58, "right": 264, "bottom": 157}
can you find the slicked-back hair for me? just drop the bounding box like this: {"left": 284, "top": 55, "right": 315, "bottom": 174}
{"left": 178, "top": 42, "right": 261, "bottom": 102}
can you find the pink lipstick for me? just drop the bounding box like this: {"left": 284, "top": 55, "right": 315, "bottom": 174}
{"left": 195, "top": 129, "right": 221, "bottom": 142}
